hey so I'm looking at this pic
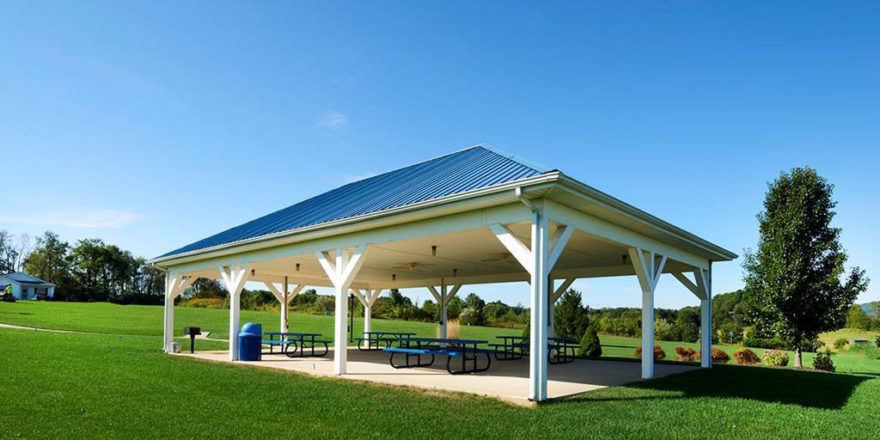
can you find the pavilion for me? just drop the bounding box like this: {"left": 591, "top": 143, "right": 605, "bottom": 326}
{"left": 149, "top": 145, "right": 736, "bottom": 402}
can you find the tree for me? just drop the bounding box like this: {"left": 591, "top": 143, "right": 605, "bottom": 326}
{"left": 0, "top": 231, "right": 31, "bottom": 273}
{"left": 23, "top": 232, "right": 70, "bottom": 284}
{"left": 578, "top": 324, "right": 602, "bottom": 357}
{"left": 743, "top": 167, "right": 868, "bottom": 367}
{"left": 554, "top": 289, "right": 589, "bottom": 339}
{"left": 464, "top": 293, "right": 485, "bottom": 311}
{"left": 446, "top": 296, "right": 463, "bottom": 319}
{"left": 846, "top": 305, "right": 873, "bottom": 330}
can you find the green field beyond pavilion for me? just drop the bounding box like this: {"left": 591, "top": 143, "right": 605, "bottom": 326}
{"left": 3, "top": 301, "right": 880, "bottom": 440}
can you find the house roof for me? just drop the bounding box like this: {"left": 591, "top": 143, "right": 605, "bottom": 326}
{"left": 1, "top": 272, "right": 53, "bottom": 285}
{"left": 159, "top": 146, "right": 545, "bottom": 258}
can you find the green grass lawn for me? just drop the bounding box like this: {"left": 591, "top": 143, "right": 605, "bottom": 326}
{"left": 3, "top": 327, "right": 880, "bottom": 439}
{"left": 0, "top": 300, "right": 522, "bottom": 341}
{"left": 3, "top": 301, "right": 880, "bottom": 375}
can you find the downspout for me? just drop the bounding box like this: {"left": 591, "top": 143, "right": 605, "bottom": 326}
{"left": 515, "top": 187, "right": 539, "bottom": 214}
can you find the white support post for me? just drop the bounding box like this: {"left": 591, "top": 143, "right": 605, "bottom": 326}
{"left": 697, "top": 266, "right": 712, "bottom": 368}
{"left": 673, "top": 265, "right": 713, "bottom": 368}
{"left": 281, "top": 277, "right": 289, "bottom": 334}
{"left": 316, "top": 245, "right": 369, "bottom": 375}
{"left": 264, "top": 278, "right": 303, "bottom": 334}
{"left": 219, "top": 264, "right": 251, "bottom": 361}
{"left": 163, "top": 272, "right": 195, "bottom": 353}
{"left": 627, "top": 247, "right": 667, "bottom": 380}
{"left": 428, "top": 282, "right": 461, "bottom": 339}
{"left": 530, "top": 213, "right": 551, "bottom": 401}
{"left": 367, "top": 289, "right": 382, "bottom": 334}
{"left": 490, "top": 214, "right": 572, "bottom": 402}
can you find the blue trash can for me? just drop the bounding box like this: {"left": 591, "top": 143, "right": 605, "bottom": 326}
{"left": 238, "top": 322, "right": 262, "bottom": 361}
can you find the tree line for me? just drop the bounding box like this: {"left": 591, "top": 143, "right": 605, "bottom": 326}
{"left": 1, "top": 231, "right": 165, "bottom": 304}
{"left": 3, "top": 167, "right": 870, "bottom": 363}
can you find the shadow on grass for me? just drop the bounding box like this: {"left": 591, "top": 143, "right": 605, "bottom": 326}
{"left": 559, "top": 364, "right": 871, "bottom": 410}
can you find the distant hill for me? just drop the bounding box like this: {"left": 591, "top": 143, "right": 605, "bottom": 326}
{"left": 861, "top": 302, "right": 880, "bottom": 317}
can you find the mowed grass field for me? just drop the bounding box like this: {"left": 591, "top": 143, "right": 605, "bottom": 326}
{"left": 3, "top": 328, "right": 880, "bottom": 439}
{"left": 3, "top": 301, "right": 880, "bottom": 439}
{"left": 0, "top": 300, "right": 521, "bottom": 341}
{"left": 3, "top": 301, "right": 880, "bottom": 375}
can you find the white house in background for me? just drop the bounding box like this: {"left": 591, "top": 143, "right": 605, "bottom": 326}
{"left": 0, "top": 272, "right": 55, "bottom": 300}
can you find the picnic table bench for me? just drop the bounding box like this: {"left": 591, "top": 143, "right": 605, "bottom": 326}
{"left": 263, "top": 332, "right": 330, "bottom": 358}
{"left": 355, "top": 331, "right": 416, "bottom": 351}
{"left": 383, "top": 337, "right": 492, "bottom": 374}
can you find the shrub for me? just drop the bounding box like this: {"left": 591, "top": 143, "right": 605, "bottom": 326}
{"left": 578, "top": 325, "right": 602, "bottom": 358}
{"left": 813, "top": 350, "right": 835, "bottom": 372}
{"left": 436, "top": 320, "right": 460, "bottom": 339}
{"left": 711, "top": 348, "right": 729, "bottom": 363}
{"left": 694, "top": 348, "right": 729, "bottom": 364}
{"left": 179, "top": 297, "right": 226, "bottom": 309}
{"left": 833, "top": 338, "right": 849, "bottom": 350}
{"left": 634, "top": 345, "right": 666, "bottom": 361}
{"left": 458, "top": 308, "right": 481, "bottom": 326}
{"left": 875, "top": 335, "right": 880, "bottom": 348}
{"left": 733, "top": 348, "right": 759, "bottom": 365}
{"left": 674, "top": 347, "right": 696, "bottom": 362}
{"left": 762, "top": 349, "right": 790, "bottom": 367}
{"left": 314, "top": 296, "right": 335, "bottom": 314}
{"left": 654, "top": 318, "right": 676, "bottom": 341}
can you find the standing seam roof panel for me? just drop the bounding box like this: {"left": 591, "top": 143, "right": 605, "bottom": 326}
{"left": 159, "top": 146, "right": 543, "bottom": 258}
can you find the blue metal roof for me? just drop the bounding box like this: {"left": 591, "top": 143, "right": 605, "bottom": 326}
{"left": 159, "top": 146, "right": 546, "bottom": 258}
{"left": 1, "top": 272, "right": 51, "bottom": 284}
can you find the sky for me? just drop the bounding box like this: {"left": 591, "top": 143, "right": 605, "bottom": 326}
{"left": 1, "top": 2, "right": 878, "bottom": 310}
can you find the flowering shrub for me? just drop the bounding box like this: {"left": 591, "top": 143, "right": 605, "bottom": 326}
{"left": 762, "top": 349, "right": 789, "bottom": 367}
{"left": 635, "top": 345, "right": 666, "bottom": 361}
{"left": 711, "top": 348, "right": 729, "bottom": 363}
{"left": 733, "top": 348, "right": 759, "bottom": 365}
{"left": 674, "top": 347, "right": 697, "bottom": 362}
{"left": 694, "top": 348, "right": 730, "bottom": 364}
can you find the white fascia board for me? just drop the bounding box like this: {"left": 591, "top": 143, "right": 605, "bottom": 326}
{"left": 160, "top": 201, "right": 535, "bottom": 274}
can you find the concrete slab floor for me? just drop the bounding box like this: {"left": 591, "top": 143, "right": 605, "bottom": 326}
{"left": 176, "top": 348, "right": 698, "bottom": 405}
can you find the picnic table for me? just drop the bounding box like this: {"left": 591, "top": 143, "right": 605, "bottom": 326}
{"left": 263, "top": 332, "right": 330, "bottom": 358}
{"left": 383, "top": 337, "right": 492, "bottom": 374}
{"left": 356, "top": 331, "right": 416, "bottom": 351}
{"left": 489, "top": 336, "right": 579, "bottom": 363}
{"left": 490, "top": 335, "right": 528, "bottom": 360}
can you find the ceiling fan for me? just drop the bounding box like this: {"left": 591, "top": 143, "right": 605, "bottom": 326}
{"left": 391, "top": 262, "right": 433, "bottom": 273}
{"left": 480, "top": 252, "right": 518, "bottom": 265}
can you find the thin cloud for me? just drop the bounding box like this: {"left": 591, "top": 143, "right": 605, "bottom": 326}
{"left": 316, "top": 111, "right": 348, "bottom": 130}
{"left": 0, "top": 209, "right": 140, "bottom": 229}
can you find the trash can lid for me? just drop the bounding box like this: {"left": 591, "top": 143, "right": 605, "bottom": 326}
{"left": 240, "top": 322, "right": 262, "bottom": 336}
